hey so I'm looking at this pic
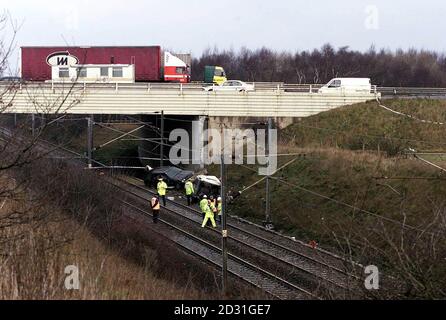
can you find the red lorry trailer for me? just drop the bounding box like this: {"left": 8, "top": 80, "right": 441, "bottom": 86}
{"left": 21, "top": 46, "right": 191, "bottom": 83}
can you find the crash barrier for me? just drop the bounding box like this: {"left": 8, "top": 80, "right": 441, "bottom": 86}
{"left": 3, "top": 81, "right": 446, "bottom": 95}
{"left": 1, "top": 82, "right": 379, "bottom": 117}
{"left": 377, "top": 87, "right": 446, "bottom": 96}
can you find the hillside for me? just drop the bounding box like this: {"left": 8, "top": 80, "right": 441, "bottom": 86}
{"left": 1, "top": 199, "right": 207, "bottom": 300}
{"left": 225, "top": 99, "right": 446, "bottom": 233}
{"left": 0, "top": 158, "right": 215, "bottom": 300}
{"left": 281, "top": 98, "right": 446, "bottom": 154}
{"left": 215, "top": 99, "right": 446, "bottom": 298}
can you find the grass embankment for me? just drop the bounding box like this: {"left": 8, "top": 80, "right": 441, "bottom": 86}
{"left": 212, "top": 99, "right": 446, "bottom": 298}
{"left": 226, "top": 148, "right": 445, "bottom": 238}
{"left": 281, "top": 98, "right": 446, "bottom": 154}
{"left": 0, "top": 160, "right": 211, "bottom": 300}
{"left": 222, "top": 99, "right": 446, "bottom": 237}
{"left": 0, "top": 200, "right": 205, "bottom": 299}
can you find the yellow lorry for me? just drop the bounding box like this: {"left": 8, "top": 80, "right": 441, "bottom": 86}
{"left": 204, "top": 66, "right": 227, "bottom": 85}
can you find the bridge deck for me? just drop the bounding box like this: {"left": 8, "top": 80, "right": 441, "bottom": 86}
{"left": 2, "top": 83, "right": 379, "bottom": 117}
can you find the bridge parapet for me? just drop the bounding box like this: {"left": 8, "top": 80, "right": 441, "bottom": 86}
{"left": 2, "top": 83, "right": 379, "bottom": 117}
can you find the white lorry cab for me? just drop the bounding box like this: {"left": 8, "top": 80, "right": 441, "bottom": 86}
{"left": 318, "top": 78, "right": 372, "bottom": 94}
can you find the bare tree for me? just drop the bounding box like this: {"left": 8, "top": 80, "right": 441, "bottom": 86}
{"left": 0, "top": 12, "right": 84, "bottom": 243}
{"left": 192, "top": 44, "right": 446, "bottom": 87}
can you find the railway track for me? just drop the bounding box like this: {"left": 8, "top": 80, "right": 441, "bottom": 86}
{"left": 0, "top": 128, "right": 317, "bottom": 299}
{"left": 121, "top": 198, "right": 314, "bottom": 300}
{"left": 107, "top": 175, "right": 364, "bottom": 298}
{"left": 0, "top": 126, "right": 365, "bottom": 299}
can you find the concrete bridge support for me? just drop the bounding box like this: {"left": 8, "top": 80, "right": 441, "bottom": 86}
{"left": 137, "top": 114, "right": 293, "bottom": 170}
{"left": 138, "top": 114, "right": 209, "bottom": 170}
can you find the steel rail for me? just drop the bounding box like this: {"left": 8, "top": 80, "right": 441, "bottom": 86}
{"left": 0, "top": 127, "right": 318, "bottom": 299}
{"left": 111, "top": 175, "right": 361, "bottom": 293}
{"left": 121, "top": 199, "right": 316, "bottom": 300}
{"left": 111, "top": 178, "right": 351, "bottom": 292}
{"left": 0, "top": 126, "right": 360, "bottom": 294}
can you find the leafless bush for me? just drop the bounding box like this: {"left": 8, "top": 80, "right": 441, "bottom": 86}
{"left": 329, "top": 204, "right": 446, "bottom": 299}
{"left": 0, "top": 12, "right": 84, "bottom": 245}
{"left": 0, "top": 197, "right": 206, "bottom": 300}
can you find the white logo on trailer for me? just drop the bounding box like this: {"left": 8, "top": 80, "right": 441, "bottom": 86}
{"left": 46, "top": 52, "right": 79, "bottom": 67}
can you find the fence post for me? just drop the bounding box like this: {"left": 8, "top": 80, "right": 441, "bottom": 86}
{"left": 87, "top": 116, "right": 94, "bottom": 169}
{"left": 160, "top": 110, "right": 165, "bottom": 167}
{"left": 31, "top": 113, "right": 35, "bottom": 137}
{"left": 220, "top": 153, "right": 228, "bottom": 297}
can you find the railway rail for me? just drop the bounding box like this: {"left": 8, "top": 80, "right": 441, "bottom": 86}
{"left": 0, "top": 126, "right": 365, "bottom": 299}
{"left": 107, "top": 175, "right": 363, "bottom": 297}
{"left": 121, "top": 199, "right": 314, "bottom": 300}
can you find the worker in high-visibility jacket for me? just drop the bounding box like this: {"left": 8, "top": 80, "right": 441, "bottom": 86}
{"left": 184, "top": 179, "right": 194, "bottom": 206}
{"left": 157, "top": 177, "right": 168, "bottom": 206}
{"left": 201, "top": 195, "right": 216, "bottom": 228}
{"left": 209, "top": 195, "right": 217, "bottom": 215}
{"left": 151, "top": 195, "right": 161, "bottom": 224}
{"left": 199, "top": 195, "right": 209, "bottom": 219}
{"left": 216, "top": 197, "right": 222, "bottom": 224}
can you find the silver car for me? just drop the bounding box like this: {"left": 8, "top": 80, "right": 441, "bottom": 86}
{"left": 204, "top": 80, "right": 255, "bottom": 92}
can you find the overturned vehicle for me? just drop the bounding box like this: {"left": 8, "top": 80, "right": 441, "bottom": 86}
{"left": 144, "top": 166, "right": 194, "bottom": 190}
{"left": 191, "top": 175, "right": 221, "bottom": 203}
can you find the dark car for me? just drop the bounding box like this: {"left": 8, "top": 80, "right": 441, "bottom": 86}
{"left": 144, "top": 166, "right": 194, "bottom": 190}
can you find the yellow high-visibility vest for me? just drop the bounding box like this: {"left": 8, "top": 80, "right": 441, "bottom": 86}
{"left": 200, "top": 199, "right": 209, "bottom": 213}
{"left": 205, "top": 206, "right": 214, "bottom": 217}
{"left": 185, "top": 181, "right": 194, "bottom": 196}
{"left": 157, "top": 181, "right": 167, "bottom": 196}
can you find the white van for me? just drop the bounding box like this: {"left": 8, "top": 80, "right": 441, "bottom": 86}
{"left": 318, "top": 78, "right": 372, "bottom": 94}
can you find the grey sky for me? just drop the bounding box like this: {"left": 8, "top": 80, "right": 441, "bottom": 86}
{"left": 2, "top": 0, "right": 446, "bottom": 64}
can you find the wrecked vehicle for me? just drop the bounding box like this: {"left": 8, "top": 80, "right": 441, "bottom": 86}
{"left": 144, "top": 166, "right": 194, "bottom": 190}
{"left": 192, "top": 175, "right": 221, "bottom": 202}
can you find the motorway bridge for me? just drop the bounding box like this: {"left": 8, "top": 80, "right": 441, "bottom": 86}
{"left": 3, "top": 82, "right": 445, "bottom": 118}
{"left": 2, "top": 82, "right": 436, "bottom": 168}
{"left": 1, "top": 82, "right": 380, "bottom": 118}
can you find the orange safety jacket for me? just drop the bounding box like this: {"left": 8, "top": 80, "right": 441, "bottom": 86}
{"left": 151, "top": 197, "right": 160, "bottom": 210}
{"left": 209, "top": 199, "right": 217, "bottom": 213}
